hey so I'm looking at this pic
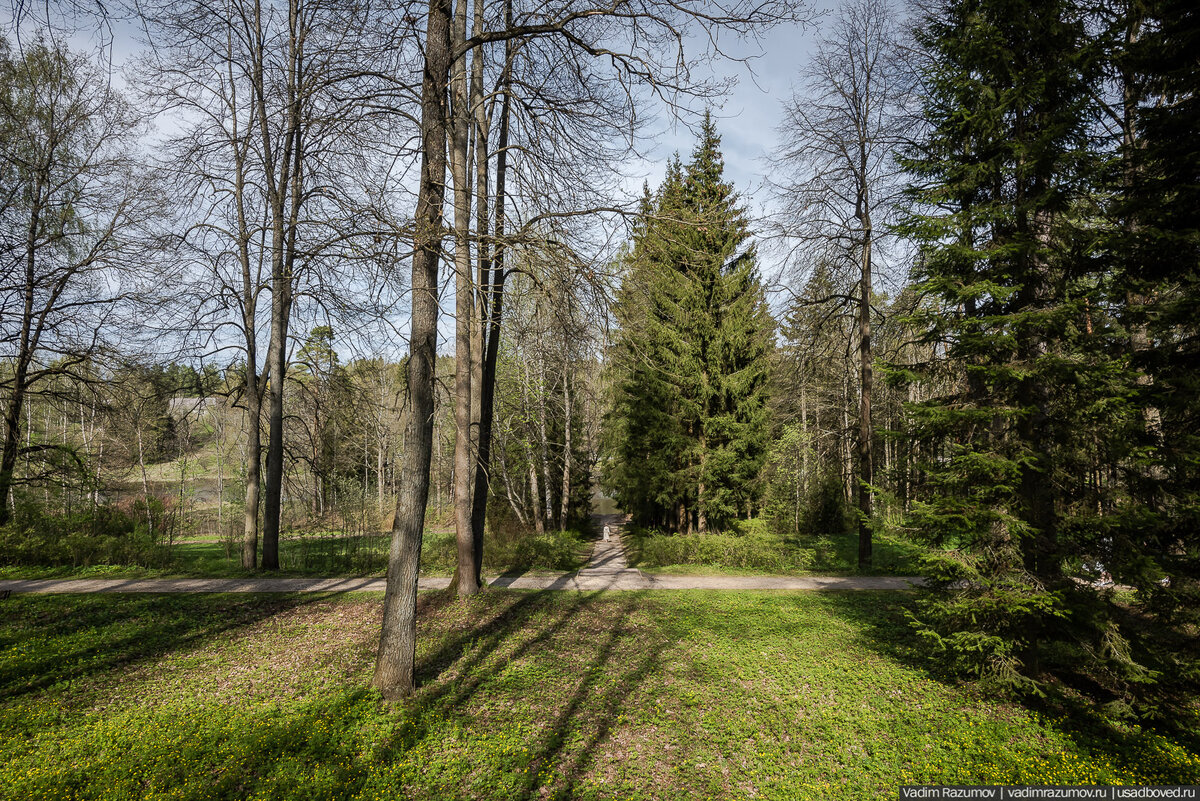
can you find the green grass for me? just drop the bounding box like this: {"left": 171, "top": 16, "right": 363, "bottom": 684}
{"left": 625, "top": 522, "right": 928, "bottom": 576}
{"left": 0, "top": 527, "right": 588, "bottom": 581}
{"left": 1, "top": 590, "right": 1196, "bottom": 799}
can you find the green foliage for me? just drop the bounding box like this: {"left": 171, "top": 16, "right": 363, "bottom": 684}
{"left": 0, "top": 503, "right": 174, "bottom": 569}
{"left": 629, "top": 525, "right": 815, "bottom": 574}
{"left": 421, "top": 526, "right": 586, "bottom": 575}
{"left": 1107, "top": 0, "right": 1200, "bottom": 636}
{"left": 892, "top": 0, "right": 1136, "bottom": 700}
{"left": 760, "top": 424, "right": 853, "bottom": 538}
{"left": 804, "top": 471, "right": 854, "bottom": 538}
{"left": 604, "top": 114, "right": 774, "bottom": 532}
{"left": 891, "top": 0, "right": 1200, "bottom": 725}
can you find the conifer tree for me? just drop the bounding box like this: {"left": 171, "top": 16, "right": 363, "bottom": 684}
{"left": 604, "top": 116, "right": 772, "bottom": 531}
{"left": 1103, "top": 0, "right": 1200, "bottom": 718}
{"left": 896, "top": 0, "right": 1122, "bottom": 690}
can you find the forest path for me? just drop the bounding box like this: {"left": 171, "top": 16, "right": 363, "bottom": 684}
{"left": 0, "top": 516, "right": 920, "bottom": 594}
{"left": 0, "top": 575, "right": 921, "bottom": 593}
{"left": 581, "top": 513, "right": 634, "bottom": 574}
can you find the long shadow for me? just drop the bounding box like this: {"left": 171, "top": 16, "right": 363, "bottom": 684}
{"left": 0, "top": 590, "right": 348, "bottom": 702}
{"left": 375, "top": 569, "right": 662, "bottom": 763}
{"left": 515, "top": 593, "right": 665, "bottom": 801}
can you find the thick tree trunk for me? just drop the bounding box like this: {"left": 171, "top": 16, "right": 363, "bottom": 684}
{"left": 257, "top": 0, "right": 304, "bottom": 572}
{"left": 449, "top": 0, "right": 480, "bottom": 597}
{"left": 261, "top": 275, "right": 291, "bottom": 570}
{"left": 373, "top": 0, "right": 452, "bottom": 700}
{"left": 0, "top": 183, "right": 41, "bottom": 527}
{"left": 470, "top": 25, "right": 512, "bottom": 573}
{"left": 0, "top": 388, "right": 26, "bottom": 526}
{"left": 242, "top": 379, "right": 263, "bottom": 568}
{"left": 529, "top": 454, "right": 544, "bottom": 534}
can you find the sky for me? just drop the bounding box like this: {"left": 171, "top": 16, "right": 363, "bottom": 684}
{"left": 624, "top": 14, "right": 825, "bottom": 220}
{"left": 2, "top": 0, "right": 834, "bottom": 357}
{"left": 6, "top": 0, "right": 827, "bottom": 220}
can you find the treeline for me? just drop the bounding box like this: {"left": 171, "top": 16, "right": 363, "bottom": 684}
{"left": 0, "top": 309, "right": 598, "bottom": 545}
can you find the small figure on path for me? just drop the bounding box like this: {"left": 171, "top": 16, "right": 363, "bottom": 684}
{"left": 603, "top": 524, "right": 611, "bottom": 542}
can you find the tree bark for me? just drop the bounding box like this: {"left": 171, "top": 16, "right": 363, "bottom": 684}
{"left": 559, "top": 366, "right": 571, "bottom": 530}
{"left": 538, "top": 349, "right": 554, "bottom": 529}
{"left": 470, "top": 15, "right": 512, "bottom": 572}
{"left": 449, "top": 0, "right": 480, "bottom": 596}
{"left": 373, "top": 0, "right": 452, "bottom": 699}
{"left": 258, "top": 0, "right": 305, "bottom": 571}
{"left": 857, "top": 220, "right": 874, "bottom": 569}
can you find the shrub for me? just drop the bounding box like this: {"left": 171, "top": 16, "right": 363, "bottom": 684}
{"left": 0, "top": 503, "right": 172, "bottom": 568}
{"left": 636, "top": 530, "right": 814, "bottom": 573}
{"left": 419, "top": 526, "right": 585, "bottom": 574}
{"left": 804, "top": 471, "right": 853, "bottom": 536}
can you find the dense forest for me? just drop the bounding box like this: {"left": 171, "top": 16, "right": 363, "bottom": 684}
{"left": 2, "top": 0, "right": 1197, "bottom": 718}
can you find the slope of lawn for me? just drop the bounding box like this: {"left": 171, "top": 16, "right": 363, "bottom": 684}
{"left": 1, "top": 590, "right": 1196, "bottom": 800}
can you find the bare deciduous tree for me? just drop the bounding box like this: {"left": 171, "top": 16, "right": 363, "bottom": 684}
{"left": 770, "top": 0, "right": 911, "bottom": 568}
{"left": 0, "top": 38, "right": 161, "bottom": 524}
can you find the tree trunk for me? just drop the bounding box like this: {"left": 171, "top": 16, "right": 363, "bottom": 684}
{"left": 520, "top": 357, "right": 545, "bottom": 534}
{"left": 529, "top": 455, "right": 544, "bottom": 534}
{"left": 559, "top": 366, "right": 571, "bottom": 530}
{"left": 467, "top": 0, "right": 502, "bottom": 581}
{"left": 538, "top": 350, "right": 554, "bottom": 529}
{"left": 0, "top": 177, "right": 42, "bottom": 526}
{"left": 0, "top": 383, "right": 26, "bottom": 526}
{"left": 242, "top": 376, "right": 263, "bottom": 568}
{"left": 857, "top": 222, "right": 874, "bottom": 570}
{"left": 449, "top": 0, "right": 480, "bottom": 596}
{"left": 373, "top": 0, "right": 452, "bottom": 700}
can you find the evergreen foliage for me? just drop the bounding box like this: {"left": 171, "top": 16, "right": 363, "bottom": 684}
{"left": 895, "top": 0, "right": 1124, "bottom": 691}
{"left": 604, "top": 115, "right": 773, "bottom": 532}
{"left": 895, "top": 0, "right": 1200, "bottom": 723}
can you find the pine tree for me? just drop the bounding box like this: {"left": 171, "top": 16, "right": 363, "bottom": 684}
{"left": 895, "top": 0, "right": 1125, "bottom": 691}
{"left": 604, "top": 115, "right": 773, "bottom": 531}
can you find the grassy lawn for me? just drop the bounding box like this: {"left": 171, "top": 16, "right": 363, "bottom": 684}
{"left": 2, "top": 590, "right": 1196, "bottom": 800}
{"left": 625, "top": 524, "right": 928, "bottom": 577}
{"left": 0, "top": 527, "right": 590, "bottom": 581}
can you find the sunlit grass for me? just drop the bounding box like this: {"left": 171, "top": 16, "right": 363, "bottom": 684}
{"left": 2, "top": 590, "right": 1195, "bottom": 800}
{"left": 0, "top": 526, "right": 588, "bottom": 580}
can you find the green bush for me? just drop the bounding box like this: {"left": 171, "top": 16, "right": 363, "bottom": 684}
{"left": 419, "top": 526, "right": 585, "bottom": 574}
{"left": 636, "top": 530, "right": 814, "bottom": 573}
{"left": 278, "top": 532, "right": 391, "bottom": 574}
{"left": 0, "top": 503, "right": 173, "bottom": 569}
{"left": 803, "top": 471, "right": 853, "bottom": 536}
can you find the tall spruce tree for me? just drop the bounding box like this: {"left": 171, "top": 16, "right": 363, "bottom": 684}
{"left": 604, "top": 115, "right": 772, "bottom": 532}
{"left": 895, "top": 0, "right": 1135, "bottom": 692}
{"left": 1103, "top": 0, "right": 1200, "bottom": 722}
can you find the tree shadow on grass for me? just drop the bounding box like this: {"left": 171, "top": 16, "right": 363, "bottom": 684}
{"left": 365, "top": 585, "right": 670, "bottom": 798}
{"left": 0, "top": 591, "right": 347, "bottom": 703}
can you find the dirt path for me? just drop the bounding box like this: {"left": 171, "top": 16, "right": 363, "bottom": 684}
{"left": 0, "top": 573, "right": 922, "bottom": 594}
